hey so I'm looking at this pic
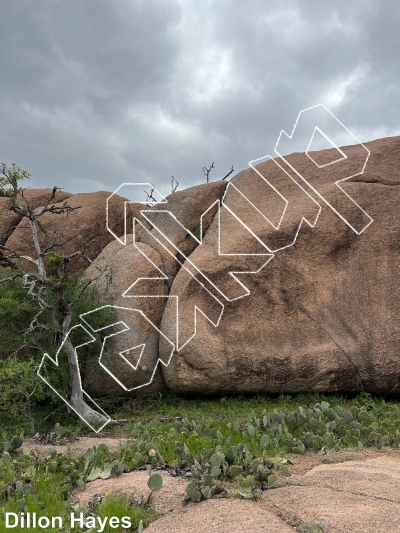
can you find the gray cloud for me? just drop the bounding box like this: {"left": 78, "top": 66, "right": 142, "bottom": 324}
{"left": 1, "top": 0, "right": 399, "bottom": 199}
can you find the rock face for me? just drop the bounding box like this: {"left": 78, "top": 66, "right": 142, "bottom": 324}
{"left": 0, "top": 188, "right": 71, "bottom": 245}
{"left": 160, "top": 136, "right": 400, "bottom": 395}
{"left": 145, "top": 498, "right": 294, "bottom": 533}
{"left": 4, "top": 191, "right": 143, "bottom": 273}
{"left": 135, "top": 180, "right": 228, "bottom": 286}
{"left": 83, "top": 238, "right": 169, "bottom": 397}
{"left": 263, "top": 455, "right": 400, "bottom": 533}
{"left": 82, "top": 180, "right": 228, "bottom": 396}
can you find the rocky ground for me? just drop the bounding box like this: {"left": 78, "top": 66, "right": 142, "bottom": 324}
{"left": 23, "top": 434, "right": 400, "bottom": 532}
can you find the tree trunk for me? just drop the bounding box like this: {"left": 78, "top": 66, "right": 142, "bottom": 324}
{"left": 61, "top": 314, "right": 109, "bottom": 429}
{"left": 29, "top": 218, "right": 46, "bottom": 278}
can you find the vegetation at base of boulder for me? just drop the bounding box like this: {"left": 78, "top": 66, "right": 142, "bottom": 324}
{"left": 354, "top": 391, "right": 375, "bottom": 409}
{"left": 131, "top": 466, "right": 164, "bottom": 506}
{"left": 0, "top": 357, "right": 48, "bottom": 433}
{"left": 0, "top": 436, "right": 160, "bottom": 532}
{"left": 0, "top": 162, "right": 118, "bottom": 428}
{"left": 120, "top": 396, "right": 400, "bottom": 501}
{"left": 126, "top": 398, "right": 400, "bottom": 461}
{"left": 45, "top": 422, "right": 78, "bottom": 446}
{"left": 0, "top": 267, "right": 114, "bottom": 360}
{"left": 2, "top": 391, "right": 400, "bottom": 529}
{"left": 89, "top": 492, "right": 158, "bottom": 533}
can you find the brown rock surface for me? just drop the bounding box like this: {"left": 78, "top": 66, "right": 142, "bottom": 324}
{"left": 136, "top": 180, "right": 228, "bottom": 286}
{"left": 83, "top": 238, "right": 169, "bottom": 397}
{"left": 0, "top": 188, "right": 71, "bottom": 244}
{"left": 263, "top": 485, "right": 400, "bottom": 533}
{"left": 82, "top": 181, "right": 227, "bottom": 396}
{"left": 161, "top": 136, "right": 400, "bottom": 394}
{"left": 4, "top": 191, "right": 143, "bottom": 273}
{"left": 144, "top": 498, "right": 294, "bottom": 533}
{"left": 287, "top": 455, "right": 400, "bottom": 502}
{"left": 21, "top": 436, "right": 400, "bottom": 532}
{"left": 23, "top": 436, "right": 125, "bottom": 459}
{"left": 73, "top": 470, "right": 187, "bottom": 514}
{"left": 261, "top": 453, "right": 400, "bottom": 532}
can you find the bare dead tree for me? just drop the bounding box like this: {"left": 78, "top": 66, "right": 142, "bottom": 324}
{"left": 143, "top": 186, "right": 157, "bottom": 207}
{"left": 0, "top": 162, "right": 110, "bottom": 427}
{"left": 171, "top": 175, "right": 179, "bottom": 193}
{"left": 222, "top": 165, "right": 234, "bottom": 180}
{"left": 202, "top": 162, "right": 214, "bottom": 183}
{"left": 202, "top": 162, "right": 234, "bottom": 182}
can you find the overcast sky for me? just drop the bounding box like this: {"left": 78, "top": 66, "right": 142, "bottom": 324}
{"left": 1, "top": 0, "right": 399, "bottom": 200}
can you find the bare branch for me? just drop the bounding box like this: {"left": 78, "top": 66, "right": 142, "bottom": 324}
{"left": 19, "top": 187, "right": 32, "bottom": 211}
{"left": 222, "top": 165, "right": 234, "bottom": 180}
{"left": 35, "top": 202, "right": 80, "bottom": 218}
{"left": 171, "top": 175, "right": 179, "bottom": 193}
{"left": 0, "top": 162, "right": 118, "bottom": 426}
{"left": 63, "top": 234, "right": 103, "bottom": 263}
{"left": 5, "top": 275, "right": 51, "bottom": 358}
{"left": 143, "top": 186, "right": 157, "bottom": 207}
{"left": 202, "top": 162, "right": 214, "bottom": 183}
{"left": 70, "top": 278, "right": 94, "bottom": 307}
{"left": 20, "top": 255, "right": 38, "bottom": 266}
{"left": 0, "top": 243, "right": 39, "bottom": 268}
{"left": 91, "top": 263, "right": 113, "bottom": 287}
{"left": 0, "top": 275, "right": 18, "bottom": 284}
{"left": 0, "top": 246, "right": 26, "bottom": 276}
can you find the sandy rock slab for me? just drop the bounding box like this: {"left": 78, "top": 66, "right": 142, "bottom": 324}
{"left": 288, "top": 455, "right": 400, "bottom": 503}
{"left": 73, "top": 471, "right": 187, "bottom": 514}
{"left": 144, "top": 498, "right": 294, "bottom": 533}
{"left": 262, "top": 456, "right": 400, "bottom": 533}
{"left": 263, "top": 485, "right": 400, "bottom": 533}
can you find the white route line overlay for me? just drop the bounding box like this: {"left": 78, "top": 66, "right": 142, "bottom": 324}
{"left": 123, "top": 217, "right": 225, "bottom": 353}
{"left": 228, "top": 155, "right": 322, "bottom": 254}
{"left": 139, "top": 203, "right": 274, "bottom": 302}
{"left": 274, "top": 103, "right": 373, "bottom": 235}
{"left": 79, "top": 306, "right": 175, "bottom": 391}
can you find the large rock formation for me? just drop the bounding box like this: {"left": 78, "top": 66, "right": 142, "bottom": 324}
{"left": 12, "top": 137, "right": 397, "bottom": 398}
{"left": 135, "top": 180, "right": 228, "bottom": 286}
{"left": 160, "top": 136, "right": 400, "bottom": 395}
{"left": 83, "top": 238, "right": 169, "bottom": 397}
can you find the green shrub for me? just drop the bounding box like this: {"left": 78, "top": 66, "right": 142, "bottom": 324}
{"left": 0, "top": 267, "right": 116, "bottom": 431}
{"left": 0, "top": 357, "right": 47, "bottom": 431}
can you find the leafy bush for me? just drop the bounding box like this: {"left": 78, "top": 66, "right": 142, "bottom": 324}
{"left": 0, "top": 272, "right": 42, "bottom": 358}
{"left": 0, "top": 267, "right": 116, "bottom": 430}
{"left": 0, "top": 358, "right": 47, "bottom": 431}
{"left": 0, "top": 268, "right": 110, "bottom": 358}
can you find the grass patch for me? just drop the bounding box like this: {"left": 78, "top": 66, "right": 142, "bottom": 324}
{"left": 114, "top": 391, "right": 349, "bottom": 429}
{"left": 95, "top": 493, "right": 159, "bottom": 532}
